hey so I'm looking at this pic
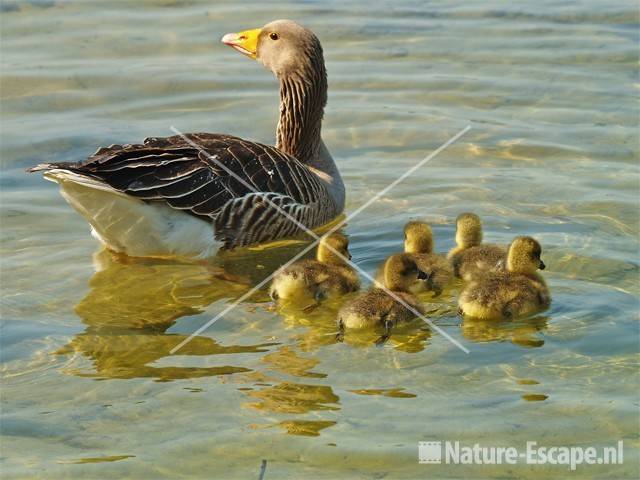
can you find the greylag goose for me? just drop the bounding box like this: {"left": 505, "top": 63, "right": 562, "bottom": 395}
{"left": 28, "top": 20, "right": 344, "bottom": 259}
{"left": 447, "top": 213, "right": 506, "bottom": 279}
{"left": 458, "top": 236, "right": 550, "bottom": 320}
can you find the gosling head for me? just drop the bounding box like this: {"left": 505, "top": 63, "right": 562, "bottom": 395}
{"left": 507, "top": 236, "right": 546, "bottom": 275}
{"left": 317, "top": 233, "right": 351, "bottom": 266}
{"left": 222, "top": 19, "right": 324, "bottom": 79}
{"left": 455, "top": 212, "right": 483, "bottom": 248}
{"left": 383, "top": 253, "right": 427, "bottom": 292}
{"left": 404, "top": 221, "right": 434, "bottom": 255}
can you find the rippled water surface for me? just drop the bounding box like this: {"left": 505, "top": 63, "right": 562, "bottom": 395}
{"left": 1, "top": 0, "right": 639, "bottom": 478}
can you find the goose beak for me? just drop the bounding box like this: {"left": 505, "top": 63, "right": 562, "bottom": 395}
{"left": 221, "top": 28, "right": 261, "bottom": 59}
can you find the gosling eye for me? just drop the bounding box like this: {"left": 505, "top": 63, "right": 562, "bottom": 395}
{"left": 269, "top": 32, "right": 279, "bottom": 41}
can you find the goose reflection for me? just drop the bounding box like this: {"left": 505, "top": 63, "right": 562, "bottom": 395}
{"left": 56, "top": 250, "right": 284, "bottom": 381}
{"left": 235, "top": 344, "right": 341, "bottom": 436}
{"left": 57, "top": 244, "right": 430, "bottom": 438}
{"left": 244, "top": 377, "right": 340, "bottom": 437}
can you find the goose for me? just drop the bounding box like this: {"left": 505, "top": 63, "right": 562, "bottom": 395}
{"left": 447, "top": 213, "right": 506, "bottom": 279}
{"left": 28, "top": 20, "right": 344, "bottom": 259}
{"left": 458, "top": 236, "right": 550, "bottom": 320}
{"left": 338, "top": 254, "right": 426, "bottom": 343}
{"left": 269, "top": 232, "right": 359, "bottom": 303}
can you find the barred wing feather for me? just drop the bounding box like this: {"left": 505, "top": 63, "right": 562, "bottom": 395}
{"left": 29, "top": 133, "right": 338, "bottom": 249}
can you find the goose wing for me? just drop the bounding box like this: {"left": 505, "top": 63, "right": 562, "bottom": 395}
{"left": 29, "top": 133, "right": 337, "bottom": 248}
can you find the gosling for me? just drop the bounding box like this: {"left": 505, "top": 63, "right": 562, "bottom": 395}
{"left": 458, "top": 236, "right": 551, "bottom": 320}
{"left": 338, "top": 254, "right": 426, "bottom": 342}
{"left": 269, "top": 233, "right": 359, "bottom": 304}
{"left": 402, "top": 221, "right": 453, "bottom": 296}
{"left": 447, "top": 212, "right": 506, "bottom": 279}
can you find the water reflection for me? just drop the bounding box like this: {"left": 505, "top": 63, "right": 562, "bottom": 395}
{"left": 339, "top": 326, "right": 433, "bottom": 353}
{"left": 461, "top": 315, "right": 549, "bottom": 348}
{"left": 349, "top": 388, "right": 417, "bottom": 398}
{"left": 261, "top": 345, "right": 327, "bottom": 379}
{"left": 278, "top": 296, "right": 434, "bottom": 353}
{"left": 244, "top": 382, "right": 340, "bottom": 414}
{"left": 55, "top": 247, "right": 472, "bottom": 438}
{"left": 56, "top": 250, "right": 279, "bottom": 381}
{"left": 241, "top": 344, "right": 341, "bottom": 436}
{"left": 57, "top": 333, "right": 270, "bottom": 381}
{"left": 277, "top": 420, "right": 337, "bottom": 437}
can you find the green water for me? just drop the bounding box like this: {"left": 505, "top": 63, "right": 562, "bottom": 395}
{"left": 1, "top": 1, "right": 639, "bottom": 478}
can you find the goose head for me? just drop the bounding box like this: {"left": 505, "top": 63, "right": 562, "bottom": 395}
{"left": 317, "top": 232, "right": 351, "bottom": 266}
{"left": 221, "top": 19, "right": 328, "bottom": 166}
{"left": 404, "top": 221, "right": 434, "bottom": 254}
{"left": 222, "top": 19, "right": 323, "bottom": 79}
{"left": 455, "top": 212, "right": 482, "bottom": 249}
{"left": 507, "top": 236, "right": 546, "bottom": 275}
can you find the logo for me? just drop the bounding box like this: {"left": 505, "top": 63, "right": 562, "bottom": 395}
{"left": 418, "top": 442, "right": 442, "bottom": 464}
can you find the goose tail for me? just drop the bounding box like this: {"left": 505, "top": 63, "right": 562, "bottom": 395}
{"left": 27, "top": 164, "right": 220, "bottom": 259}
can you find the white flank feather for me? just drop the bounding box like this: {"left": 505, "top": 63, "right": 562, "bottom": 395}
{"left": 44, "top": 169, "right": 221, "bottom": 259}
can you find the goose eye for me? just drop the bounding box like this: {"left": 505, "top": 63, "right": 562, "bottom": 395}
{"left": 269, "top": 32, "right": 279, "bottom": 41}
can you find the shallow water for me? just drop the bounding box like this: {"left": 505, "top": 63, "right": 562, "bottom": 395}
{"left": 1, "top": 0, "right": 639, "bottom": 478}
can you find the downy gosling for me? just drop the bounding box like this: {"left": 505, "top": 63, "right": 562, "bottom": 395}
{"left": 338, "top": 253, "right": 426, "bottom": 335}
{"left": 447, "top": 212, "right": 506, "bottom": 279}
{"left": 270, "top": 232, "right": 359, "bottom": 303}
{"left": 458, "top": 236, "right": 551, "bottom": 320}
{"left": 402, "top": 221, "right": 453, "bottom": 296}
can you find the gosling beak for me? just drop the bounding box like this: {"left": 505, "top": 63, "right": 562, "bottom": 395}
{"left": 348, "top": 254, "right": 352, "bottom": 260}
{"left": 221, "top": 28, "right": 261, "bottom": 59}
{"left": 417, "top": 270, "right": 429, "bottom": 281}
{"left": 539, "top": 260, "right": 546, "bottom": 270}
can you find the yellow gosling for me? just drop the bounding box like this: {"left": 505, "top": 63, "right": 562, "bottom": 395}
{"left": 403, "top": 221, "right": 453, "bottom": 296}
{"left": 458, "top": 236, "right": 551, "bottom": 320}
{"left": 269, "top": 233, "right": 359, "bottom": 303}
{"left": 338, "top": 253, "right": 425, "bottom": 335}
{"left": 447, "top": 212, "right": 506, "bottom": 279}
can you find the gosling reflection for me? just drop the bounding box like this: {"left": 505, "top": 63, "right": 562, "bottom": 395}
{"left": 461, "top": 315, "right": 549, "bottom": 348}
{"left": 338, "top": 324, "right": 433, "bottom": 353}
{"left": 276, "top": 296, "right": 433, "bottom": 353}
{"left": 57, "top": 250, "right": 276, "bottom": 381}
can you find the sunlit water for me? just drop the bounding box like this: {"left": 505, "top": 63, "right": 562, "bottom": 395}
{"left": 1, "top": 0, "right": 638, "bottom": 478}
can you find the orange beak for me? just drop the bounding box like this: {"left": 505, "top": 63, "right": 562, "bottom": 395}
{"left": 221, "top": 28, "right": 261, "bottom": 59}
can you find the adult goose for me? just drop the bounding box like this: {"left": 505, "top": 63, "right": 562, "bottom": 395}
{"left": 29, "top": 20, "right": 344, "bottom": 259}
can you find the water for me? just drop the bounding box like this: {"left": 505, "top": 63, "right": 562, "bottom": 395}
{"left": 1, "top": 0, "right": 638, "bottom": 478}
